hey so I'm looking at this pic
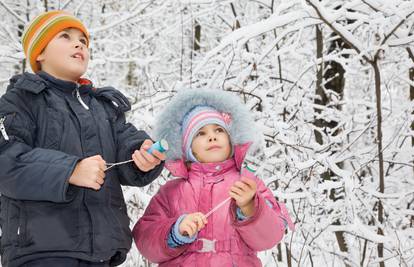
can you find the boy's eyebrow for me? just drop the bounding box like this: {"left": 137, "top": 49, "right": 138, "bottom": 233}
{"left": 61, "top": 28, "right": 87, "bottom": 38}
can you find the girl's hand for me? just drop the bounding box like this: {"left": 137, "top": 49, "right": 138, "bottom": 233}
{"left": 179, "top": 212, "right": 208, "bottom": 237}
{"left": 132, "top": 139, "right": 166, "bottom": 172}
{"left": 229, "top": 177, "right": 257, "bottom": 217}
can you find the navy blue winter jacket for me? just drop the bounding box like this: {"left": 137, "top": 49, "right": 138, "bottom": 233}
{"left": 0, "top": 71, "right": 163, "bottom": 266}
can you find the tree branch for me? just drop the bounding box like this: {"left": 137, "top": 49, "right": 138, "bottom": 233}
{"left": 0, "top": 1, "right": 25, "bottom": 23}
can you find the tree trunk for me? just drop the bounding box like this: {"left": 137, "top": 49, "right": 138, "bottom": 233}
{"left": 230, "top": 3, "right": 249, "bottom": 52}
{"left": 371, "top": 59, "right": 385, "bottom": 267}
{"left": 313, "top": 26, "right": 350, "bottom": 264}
{"left": 407, "top": 47, "right": 414, "bottom": 230}
{"left": 411, "top": 65, "right": 414, "bottom": 148}
{"left": 43, "top": 0, "right": 48, "bottom": 11}
{"left": 408, "top": 48, "right": 414, "bottom": 170}
{"left": 194, "top": 19, "right": 201, "bottom": 52}
{"left": 314, "top": 25, "right": 324, "bottom": 145}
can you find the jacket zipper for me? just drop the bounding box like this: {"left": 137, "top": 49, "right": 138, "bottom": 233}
{"left": 0, "top": 116, "right": 9, "bottom": 141}
{"left": 75, "top": 86, "right": 90, "bottom": 110}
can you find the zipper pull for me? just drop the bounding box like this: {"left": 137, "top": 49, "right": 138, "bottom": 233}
{"left": 75, "top": 87, "right": 89, "bottom": 110}
{"left": 0, "top": 116, "right": 10, "bottom": 141}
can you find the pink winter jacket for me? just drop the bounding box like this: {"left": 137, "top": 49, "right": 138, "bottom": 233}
{"left": 133, "top": 144, "right": 291, "bottom": 267}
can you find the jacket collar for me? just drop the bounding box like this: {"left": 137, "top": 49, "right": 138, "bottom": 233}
{"left": 165, "top": 142, "right": 252, "bottom": 179}
{"left": 189, "top": 158, "right": 236, "bottom": 179}
{"left": 7, "top": 71, "right": 93, "bottom": 95}
{"left": 38, "top": 71, "right": 93, "bottom": 95}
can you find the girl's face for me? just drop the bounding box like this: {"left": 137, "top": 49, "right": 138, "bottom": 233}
{"left": 191, "top": 124, "right": 232, "bottom": 163}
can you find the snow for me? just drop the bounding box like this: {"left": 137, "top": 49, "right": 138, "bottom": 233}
{"left": 0, "top": 0, "right": 413, "bottom": 266}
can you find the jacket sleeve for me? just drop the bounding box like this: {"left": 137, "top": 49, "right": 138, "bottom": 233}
{"left": 0, "top": 90, "right": 80, "bottom": 202}
{"left": 133, "top": 185, "right": 190, "bottom": 263}
{"left": 113, "top": 112, "right": 164, "bottom": 186}
{"left": 229, "top": 177, "right": 288, "bottom": 251}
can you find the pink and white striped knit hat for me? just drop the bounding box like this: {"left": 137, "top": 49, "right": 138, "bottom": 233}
{"left": 181, "top": 106, "right": 231, "bottom": 162}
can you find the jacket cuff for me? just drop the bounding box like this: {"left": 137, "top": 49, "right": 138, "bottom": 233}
{"left": 62, "top": 157, "right": 82, "bottom": 202}
{"left": 236, "top": 207, "right": 248, "bottom": 221}
{"left": 168, "top": 214, "right": 197, "bottom": 248}
{"left": 118, "top": 140, "right": 165, "bottom": 186}
{"left": 230, "top": 193, "right": 264, "bottom": 227}
{"left": 161, "top": 216, "right": 191, "bottom": 258}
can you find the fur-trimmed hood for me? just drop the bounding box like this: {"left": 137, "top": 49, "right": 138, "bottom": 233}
{"left": 153, "top": 89, "right": 260, "bottom": 161}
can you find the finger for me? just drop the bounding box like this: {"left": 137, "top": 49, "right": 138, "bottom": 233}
{"left": 151, "top": 150, "right": 166, "bottom": 161}
{"left": 229, "top": 191, "right": 241, "bottom": 201}
{"left": 98, "top": 160, "right": 107, "bottom": 171}
{"left": 132, "top": 151, "right": 149, "bottom": 170}
{"left": 194, "top": 215, "right": 204, "bottom": 230}
{"left": 92, "top": 165, "right": 105, "bottom": 179}
{"left": 188, "top": 222, "right": 197, "bottom": 235}
{"left": 140, "top": 148, "right": 160, "bottom": 165}
{"left": 96, "top": 177, "right": 105, "bottom": 185}
{"left": 198, "top": 213, "right": 208, "bottom": 224}
{"left": 97, "top": 170, "right": 106, "bottom": 180}
{"left": 182, "top": 225, "right": 191, "bottom": 236}
{"left": 234, "top": 181, "right": 250, "bottom": 192}
{"left": 183, "top": 225, "right": 194, "bottom": 237}
{"left": 90, "top": 155, "right": 102, "bottom": 161}
{"left": 135, "top": 150, "right": 152, "bottom": 167}
{"left": 230, "top": 186, "right": 244, "bottom": 196}
{"left": 140, "top": 139, "right": 153, "bottom": 150}
{"left": 90, "top": 182, "right": 101, "bottom": 191}
{"left": 241, "top": 177, "right": 257, "bottom": 189}
{"left": 94, "top": 156, "right": 106, "bottom": 169}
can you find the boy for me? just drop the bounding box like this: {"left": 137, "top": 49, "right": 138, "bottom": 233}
{"left": 0, "top": 10, "right": 165, "bottom": 267}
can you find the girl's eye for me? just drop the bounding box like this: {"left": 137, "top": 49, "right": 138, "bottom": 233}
{"left": 79, "top": 38, "right": 87, "bottom": 45}
{"left": 215, "top": 127, "right": 224, "bottom": 133}
{"left": 196, "top": 131, "right": 205, "bottom": 137}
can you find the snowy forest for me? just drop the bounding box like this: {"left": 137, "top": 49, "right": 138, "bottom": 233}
{"left": 0, "top": 0, "right": 413, "bottom": 266}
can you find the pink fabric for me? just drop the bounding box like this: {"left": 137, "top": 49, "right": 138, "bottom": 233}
{"left": 133, "top": 143, "right": 292, "bottom": 266}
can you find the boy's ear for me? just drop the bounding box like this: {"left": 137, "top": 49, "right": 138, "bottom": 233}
{"left": 36, "top": 52, "right": 45, "bottom": 70}
{"left": 36, "top": 52, "right": 45, "bottom": 62}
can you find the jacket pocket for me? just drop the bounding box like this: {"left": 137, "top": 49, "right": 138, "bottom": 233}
{"left": 0, "top": 199, "right": 25, "bottom": 249}
{"left": 107, "top": 187, "right": 130, "bottom": 244}
{"left": 21, "top": 201, "right": 82, "bottom": 252}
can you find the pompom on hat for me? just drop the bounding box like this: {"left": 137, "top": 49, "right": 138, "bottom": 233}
{"left": 21, "top": 10, "right": 89, "bottom": 73}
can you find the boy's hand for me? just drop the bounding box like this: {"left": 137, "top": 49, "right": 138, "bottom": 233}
{"left": 229, "top": 177, "right": 257, "bottom": 217}
{"left": 132, "top": 139, "right": 166, "bottom": 172}
{"left": 68, "top": 155, "right": 106, "bottom": 190}
{"left": 179, "top": 212, "right": 208, "bottom": 237}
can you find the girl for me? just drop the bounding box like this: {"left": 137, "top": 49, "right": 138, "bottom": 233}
{"left": 133, "top": 89, "right": 293, "bottom": 266}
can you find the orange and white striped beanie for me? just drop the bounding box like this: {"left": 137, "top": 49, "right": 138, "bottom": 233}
{"left": 21, "top": 10, "right": 89, "bottom": 73}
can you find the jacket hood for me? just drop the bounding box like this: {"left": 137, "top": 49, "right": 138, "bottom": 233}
{"left": 7, "top": 72, "right": 47, "bottom": 94}
{"left": 153, "top": 89, "right": 260, "bottom": 161}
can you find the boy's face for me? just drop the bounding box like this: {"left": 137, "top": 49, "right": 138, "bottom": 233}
{"left": 36, "top": 28, "right": 89, "bottom": 82}
{"left": 191, "top": 124, "right": 232, "bottom": 163}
